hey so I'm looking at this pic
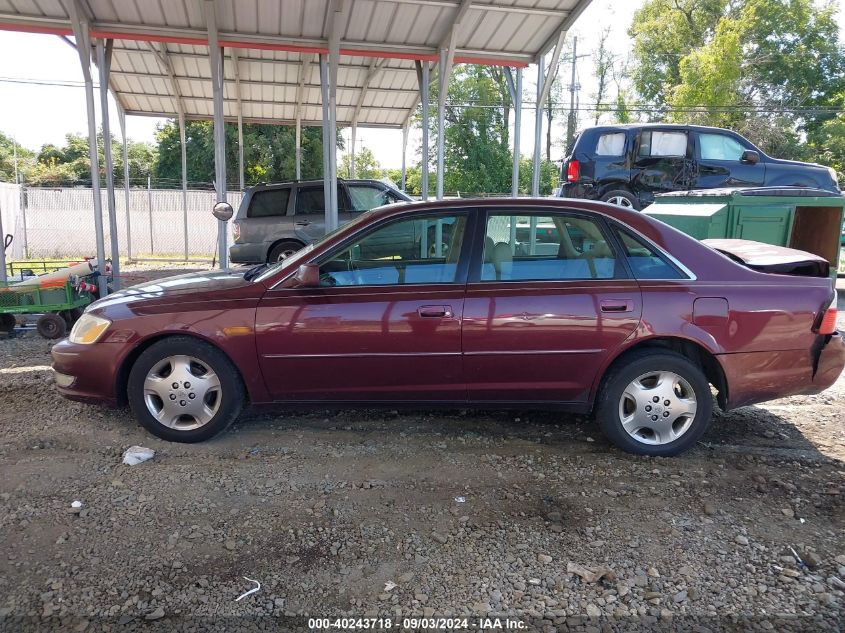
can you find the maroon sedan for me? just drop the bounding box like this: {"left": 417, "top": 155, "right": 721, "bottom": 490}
{"left": 52, "top": 199, "right": 843, "bottom": 456}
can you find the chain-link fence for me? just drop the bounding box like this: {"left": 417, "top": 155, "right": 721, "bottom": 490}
{"left": 0, "top": 182, "right": 243, "bottom": 262}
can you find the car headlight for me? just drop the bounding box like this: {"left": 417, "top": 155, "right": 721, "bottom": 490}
{"left": 69, "top": 314, "right": 111, "bottom": 344}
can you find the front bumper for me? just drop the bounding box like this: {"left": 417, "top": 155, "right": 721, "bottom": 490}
{"left": 719, "top": 332, "right": 845, "bottom": 409}
{"left": 51, "top": 338, "right": 126, "bottom": 406}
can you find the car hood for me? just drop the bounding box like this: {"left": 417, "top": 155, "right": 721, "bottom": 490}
{"left": 87, "top": 269, "right": 258, "bottom": 311}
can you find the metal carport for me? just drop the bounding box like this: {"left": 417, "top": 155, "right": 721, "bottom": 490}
{"left": 0, "top": 0, "right": 592, "bottom": 291}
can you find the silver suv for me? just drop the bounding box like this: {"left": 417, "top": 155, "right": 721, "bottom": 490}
{"left": 230, "top": 179, "right": 412, "bottom": 263}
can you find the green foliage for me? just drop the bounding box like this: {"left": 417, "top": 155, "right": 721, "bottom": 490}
{"left": 340, "top": 147, "right": 383, "bottom": 180}
{"left": 0, "top": 132, "right": 35, "bottom": 183}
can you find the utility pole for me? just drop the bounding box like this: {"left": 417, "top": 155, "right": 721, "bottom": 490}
{"left": 566, "top": 36, "right": 580, "bottom": 150}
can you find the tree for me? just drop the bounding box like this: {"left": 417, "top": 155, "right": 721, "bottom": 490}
{"left": 340, "top": 147, "right": 383, "bottom": 180}
{"left": 591, "top": 27, "right": 615, "bottom": 125}
{"left": 0, "top": 132, "right": 35, "bottom": 183}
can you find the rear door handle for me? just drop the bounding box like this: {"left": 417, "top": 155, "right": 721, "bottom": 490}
{"left": 600, "top": 299, "right": 634, "bottom": 313}
{"left": 418, "top": 305, "right": 453, "bottom": 318}
{"left": 295, "top": 220, "right": 311, "bottom": 226}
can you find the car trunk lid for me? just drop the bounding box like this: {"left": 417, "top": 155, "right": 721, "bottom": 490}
{"left": 702, "top": 238, "right": 830, "bottom": 277}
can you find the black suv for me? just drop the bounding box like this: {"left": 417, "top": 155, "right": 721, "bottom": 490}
{"left": 559, "top": 124, "right": 840, "bottom": 209}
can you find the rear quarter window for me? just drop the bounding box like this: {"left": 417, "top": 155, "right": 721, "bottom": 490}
{"left": 614, "top": 226, "right": 684, "bottom": 279}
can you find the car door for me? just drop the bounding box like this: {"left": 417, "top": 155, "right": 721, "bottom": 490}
{"left": 631, "top": 129, "right": 693, "bottom": 205}
{"left": 693, "top": 131, "right": 765, "bottom": 189}
{"left": 292, "top": 184, "right": 348, "bottom": 243}
{"left": 237, "top": 186, "right": 293, "bottom": 246}
{"left": 462, "top": 209, "right": 642, "bottom": 403}
{"left": 254, "top": 209, "right": 475, "bottom": 402}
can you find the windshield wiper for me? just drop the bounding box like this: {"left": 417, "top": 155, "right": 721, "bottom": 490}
{"left": 242, "top": 263, "right": 269, "bottom": 281}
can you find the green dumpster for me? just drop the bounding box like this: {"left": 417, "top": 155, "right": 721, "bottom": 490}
{"left": 643, "top": 187, "right": 845, "bottom": 274}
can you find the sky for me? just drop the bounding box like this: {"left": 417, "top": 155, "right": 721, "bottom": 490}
{"left": 0, "top": 0, "right": 843, "bottom": 174}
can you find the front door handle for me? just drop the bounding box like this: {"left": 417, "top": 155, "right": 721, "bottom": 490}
{"left": 600, "top": 299, "right": 634, "bottom": 313}
{"left": 418, "top": 305, "right": 453, "bottom": 319}
{"left": 295, "top": 220, "right": 311, "bottom": 226}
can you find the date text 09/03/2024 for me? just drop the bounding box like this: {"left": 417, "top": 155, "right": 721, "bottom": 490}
{"left": 307, "top": 617, "right": 527, "bottom": 630}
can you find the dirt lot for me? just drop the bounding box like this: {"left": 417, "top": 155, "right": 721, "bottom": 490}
{"left": 0, "top": 271, "right": 843, "bottom": 632}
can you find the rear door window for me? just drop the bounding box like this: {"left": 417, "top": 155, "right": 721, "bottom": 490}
{"left": 295, "top": 186, "right": 325, "bottom": 215}
{"left": 595, "top": 132, "right": 625, "bottom": 156}
{"left": 481, "top": 213, "right": 619, "bottom": 281}
{"left": 247, "top": 189, "right": 290, "bottom": 218}
{"left": 638, "top": 130, "right": 688, "bottom": 158}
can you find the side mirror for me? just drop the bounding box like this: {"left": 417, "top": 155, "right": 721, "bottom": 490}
{"left": 740, "top": 150, "right": 760, "bottom": 165}
{"left": 292, "top": 263, "right": 320, "bottom": 288}
{"left": 212, "top": 201, "right": 234, "bottom": 221}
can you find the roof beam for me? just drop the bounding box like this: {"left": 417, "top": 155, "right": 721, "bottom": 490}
{"left": 535, "top": 0, "right": 592, "bottom": 61}
{"left": 0, "top": 13, "right": 533, "bottom": 66}
{"left": 148, "top": 42, "right": 185, "bottom": 119}
{"left": 351, "top": 58, "right": 387, "bottom": 126}
{"left": 295, "top": 54, "right": 313, "bottom": 120}
{"left": 370, "top": 0, "right": 573, "bottom": 18}
{"left": 123, "top": 109, "right": 404, "bottom": 129}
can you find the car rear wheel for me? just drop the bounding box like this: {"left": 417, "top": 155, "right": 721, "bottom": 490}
{"left": 127, "top": 337, "right": 245, "bottom": 443}
{"left": 600, "top": 189, "right": 640, "bottom": 211}
{"left": 267, "top": 240, "right": 304, "bottom": 263}
{"left": 596, "top": 350, "right": 713, "bottom": 456}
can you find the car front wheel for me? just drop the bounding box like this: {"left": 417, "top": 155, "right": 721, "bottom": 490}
{"left": 595, "top": 350, "right": 713, "bottom": 456}
{"left": 127, "top": 337, "right": 245, "bottom": 443}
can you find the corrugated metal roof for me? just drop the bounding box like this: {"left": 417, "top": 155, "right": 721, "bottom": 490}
{"left": 0, "top": 0, "right": 591, "bottom": 128}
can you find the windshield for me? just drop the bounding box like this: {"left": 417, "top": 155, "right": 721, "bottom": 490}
{"left": 251, "top": 209, "right": 380, "bottom": 283}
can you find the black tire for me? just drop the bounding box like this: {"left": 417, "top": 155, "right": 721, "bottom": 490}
{"left": 127, "top": 336, "right": 246, "bottom": 443}
{"left": 267, "top": 240, "right": 305, "bottom": 263}
{"left": 595, "top": 350, "right": 713, "bottom": 457}
{"left": 60, "top": 308, "right": 83, "bottom": 327}
{"left": 37, "top": 313, "right": 67, "bottom": 339}
{"left": 0, "top": 313, "right": 16, "bottom": 334}
{"left": 600, "top": 188, "right": 641, "bottom": 211}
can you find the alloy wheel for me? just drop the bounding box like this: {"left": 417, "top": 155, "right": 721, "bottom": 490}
{"left": 606, "top": 195, "right": 634, "bottom": 208}
{"left": 143, "top": 355, "right": 221, "bottom": 430}
{"left": 618, "top": 370, "right": 697, "bottom": 445}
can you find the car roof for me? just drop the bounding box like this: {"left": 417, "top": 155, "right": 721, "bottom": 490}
{"left": 579, "top": 123, "right": 738, "bottom": 134}
{"left": 248, "top": 178, "right": 391, "bottom": 191}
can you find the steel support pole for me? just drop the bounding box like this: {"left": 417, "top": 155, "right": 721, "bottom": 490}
{"left": 96, "top": 39, "right": 120, "bottom": 290}
{"left": 319, "top": 56, "right": 332, "bottom": 227}
{"left": 70, "top": 28, "right": 107, "bottom": 295}
{"left": 400, "top": 123, "right": 408, "bottom": 191}
{"left": 512, "top": 67, "right": 522, "bottom": 197}
{"left": 118, "top": 107, "right": 131, "bottom": 261}
{"left": 436, "top": 48, "right": 448, "bottom": 200}
{"left": 327, "top": 45, "right": 339, "bottom": 232}
{"left": 350, "top": 125, "right": 357, "bottom": 179}
{"left": 420, "top": 63, "right": 430, "bottom": 201}
{"left": 206, "top": 0, "right": 228, "bottom": 268}
{"left": 295, "top": 116, "right": 302, "bottom": 180}
{"left": 179, "top": 111, "right": 188, "bottom": 261}
{"left": 532, "top": 56, "right": 545, "bottom": 197}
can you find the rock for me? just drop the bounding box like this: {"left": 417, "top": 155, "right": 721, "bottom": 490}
{"left": 586, "top": 604, "right": 602, "bottom": 617}
{"left": 781, "top": 508, "right": 794, "bottom": 518}
{"left": 414, "top": 593, "right": 428, "bottom": 603}
{"left": 537, "top": 553, "right": 553, "bottom": 564}
{"left": 398, "top": 572, "right": 413, "bottom": 583}
{"left": 617, "top": 583, "right": 630, "bottom": 597}
{"left": 145, "top": 607, "right": 165, "bottom": 621}
{"left": 432, "top": 532, "right": 448, "bottom": 545}
{"left": 224, "top": 539, "right": 236, "bottom": 551}
{"left": 647, "top": 566, "right": 660, "bottom": 578}
{"left": 802, "top": 550, "right": 822, "bottom": 568}
{"left": 834, "top": 554, "right": 845, "bottom": 566}
{"left": 703, "top": 502, "right": 717, "bottom": 516}
{"left": 567, "top": 562, "right": 616, "bottom": 583}
{"left": 673, "top": 590, "right": 687, "bottom": 603}
{"left": 735, "top": 535, "right": 749, "bottom": 546}
{"left": 687, "top": 588, "right": 700, "bottom": 601}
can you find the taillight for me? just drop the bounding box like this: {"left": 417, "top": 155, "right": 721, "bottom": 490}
{"left": 817, "top": 291, "right": 838, "bottom": 335}
{"left": 233, "top": 223, "right": 241, "bottom": 242}
{"left": 566, "top": 159, "right": 580, "bottom": 182}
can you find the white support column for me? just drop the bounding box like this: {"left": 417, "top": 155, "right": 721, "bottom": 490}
{"left": 319, "top": 55, "right": 332, "bottom": 223}
{"left": 178, "top": 111, "right": 188, "bottom": 261}
{"left": 117, "top": 107, "right": 132, "bottom": 261}
{"left": 436, "top": 47, "right": 449, "bottom": 200}
{"left": 420, "top": 62, "right": 430, "bottom": 201}
{"left": 232, "top": 49, "right": 245, "bottom": 191}
{"left": 349, "top": 124, "right": 357, "bottom": 179}
{"left": 65, "top": 0, "right": 107, "bottom": 297}
{"left": 96, "top": 38, "right": 120, "bottom": 290}
{"left": 400, "top": 123, "right": 409, "bottom": 191}
{"left": 532, "top": 56, "right": 544, "bottom": 198}
{"left": 506, "top": 67, "right": 522, "bottom": 197}
{"left": 323, "top": 0, "right": 346, "bottom": 232}
{"left": 205, "top": 0, "right": 228, "bottom": 268}
{"left": 295, "top": 116, "right": 302, "bottom": 181}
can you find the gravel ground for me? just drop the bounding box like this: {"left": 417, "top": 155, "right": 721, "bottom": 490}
{"left": 0, "top": 270, "right": 843, "bottom": 633}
